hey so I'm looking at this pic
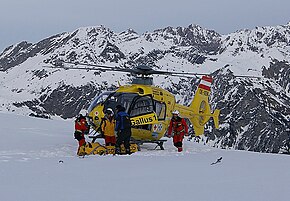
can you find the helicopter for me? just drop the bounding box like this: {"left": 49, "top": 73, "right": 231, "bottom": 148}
{"left": 47, "top": 60, "right": 220, "bottom": 150}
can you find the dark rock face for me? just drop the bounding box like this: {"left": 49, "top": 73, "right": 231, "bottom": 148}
{"left": 99, "top": 42, "right": 125, "bottom": 63}
{"left": 0, "top": 41, "right": 33, "bottom": 71}
{"left": 13, "top": 83, "right": 102, "bottom": 119}
{"left": 207, "top": 68, "right": 290, "bottom": 153}
{"left": 0, "top": 33, "right": 73, "bottom": 71}
{"left": 262, "top": 59, "right": 290, "bottom": 93}
{"left": 39, "top": 83, "right": 98, "bottom": 118}
{"left": 147, "top": 24, "right": 222, "bottom": 55}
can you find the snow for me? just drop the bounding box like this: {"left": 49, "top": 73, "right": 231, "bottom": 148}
{"left": 0, "top": 112, "right": 290, "bottom": 201}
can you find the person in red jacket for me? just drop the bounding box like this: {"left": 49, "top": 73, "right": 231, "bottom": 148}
{"left": 167, "top": 110, "right": 188, "bottom": 152}
{"left": 74, "top": 110, "right": 90, "bottom": 155}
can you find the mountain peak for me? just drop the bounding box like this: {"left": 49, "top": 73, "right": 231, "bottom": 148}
{"left": 126, "top": 28, "right": 138, "bottom": 34}
{"left": 75, "top": 25, "right": 113, "bottom": 34}
{"left": 187, "top": 23, "right": 202, "bottom": 30}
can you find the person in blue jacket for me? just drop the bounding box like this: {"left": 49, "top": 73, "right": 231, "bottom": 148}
{"left": 115, "top": 105, "right": 132, "bottom": 154}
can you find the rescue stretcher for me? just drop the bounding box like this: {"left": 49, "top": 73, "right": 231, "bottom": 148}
{"left": 87, "top": 133, "right": 167, "bottom": 153}
{"left": 77, "top": 141, "right": 139, "bottom": 156}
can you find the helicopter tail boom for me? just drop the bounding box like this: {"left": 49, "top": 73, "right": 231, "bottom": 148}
{"left": 187, "top": 75, "right": 220, "bottom": 136}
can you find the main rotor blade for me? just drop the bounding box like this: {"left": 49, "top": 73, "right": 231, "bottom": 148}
{"left": 45, "top": 61, "right": 137, "bottom": 73}
{"left": 54, "top": 61, "right": 210, "bottom": 76}
{"left": 62, "top": 61, "right": 118, "bottom": 70}
{"left": 233, "top": 75, "right": 262, "bottom": 79}
{"left": 45, "top": 60, "right": 263, "bottom": 79}
{"left": 44, "top": 64, "right": 136, "bottom": 74}
{"left": 147, "top": 69, "right": 210, "bottom": 76}
{"left": 46, "top": 60, "right": 211, "bottom": 77}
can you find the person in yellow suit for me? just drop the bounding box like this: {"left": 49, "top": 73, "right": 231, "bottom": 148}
{"left": 101, "top": 108, "right": 116, "bottom": 146}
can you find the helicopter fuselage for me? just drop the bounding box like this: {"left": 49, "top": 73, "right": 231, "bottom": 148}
{"left": 88, "top": 84, "right": 176, "bottom": 140}
{"left": 88, "top": 78, "right": 220, "bottom": 141}
{"left": 46, "top": 60, "right": 220, "bottom": 142}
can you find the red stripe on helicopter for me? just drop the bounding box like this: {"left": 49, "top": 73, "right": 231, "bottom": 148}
{"left": 201, "top": 76, "right": 213, "bottom": 83}
{"left": 198, "top": 84, "right": 211, "bottom": 91}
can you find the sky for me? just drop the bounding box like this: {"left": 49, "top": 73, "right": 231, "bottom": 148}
{"left": 0, "top": 0, "right": 289, "bottom": 52}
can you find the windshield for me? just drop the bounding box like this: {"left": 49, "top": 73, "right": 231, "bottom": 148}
{"left": 88, "top": 91, "right": 112, "bottom": 113}
{"left": 103, "top": 92, "right": 138, "bottom": 113}
{"left": 89, "top": 92, "right": 155, "bottom": 117}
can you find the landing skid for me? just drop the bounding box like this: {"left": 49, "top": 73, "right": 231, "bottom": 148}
{"left": 88, "top": 135, "right": 167, "bottom": 150}
{"left": 130, "top": 138, "right": 167, "bottom": 150}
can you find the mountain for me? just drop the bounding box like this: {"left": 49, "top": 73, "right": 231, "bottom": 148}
{"left": 0, "top": 23, "right": 289, "bottom": 153}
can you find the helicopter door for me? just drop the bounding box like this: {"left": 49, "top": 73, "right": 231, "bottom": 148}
{"left": 154, "top": 101, "right": 166, "bottom": 120}
{"left": 129, "top": 95, "right": 158, "bottom": 129}
{"left": 129, "top": 95, "right": 154, "bottom": 117}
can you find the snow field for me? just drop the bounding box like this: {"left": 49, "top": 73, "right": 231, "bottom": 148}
{"left": 0, "top": 112, "right": 289, "bottom": 201}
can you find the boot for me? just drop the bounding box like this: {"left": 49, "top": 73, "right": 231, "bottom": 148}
{"left": 77, "top": 145, "right": 86, "bottom": 156}
{"left": 178, "top": 147, "right": 183, "bottom": 152}
{"left": 115, "top": 147, "right": 121, "bottom": 155}
{"left": 126, "top": 148, "right": 131, "bottom": 155}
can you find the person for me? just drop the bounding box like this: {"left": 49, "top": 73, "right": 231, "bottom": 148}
{"left": 74, "top": 109, "right": 90, "bottom": 155}
{"left": 101, "top": 108, "right": 116, "bottom": 146}
{"left": 167, "top": 110, "right": 188, "bottom": 152}
{"left": 114, "top": 105, "right": 132, "bottom": 154}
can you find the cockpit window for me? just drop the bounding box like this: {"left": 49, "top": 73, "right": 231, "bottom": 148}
{"left": 103, "top": 93, "right": 138, "bottom": 113}
{"left": 88, "top": 91, "right": 112, "bottom": 113}
{"left": 129, "top": 95, "right": 154, "bottom": 117}
{"left": 88, "top": 92, "right": 155, "bottom": 118}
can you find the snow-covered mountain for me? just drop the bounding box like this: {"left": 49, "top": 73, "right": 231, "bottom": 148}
{"left": 0, "top": 23, "right": 289, "bottom": 153}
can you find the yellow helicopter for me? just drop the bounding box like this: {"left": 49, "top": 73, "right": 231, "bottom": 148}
{"left": 48, "top": 61, "right": 220, "bottom": 150}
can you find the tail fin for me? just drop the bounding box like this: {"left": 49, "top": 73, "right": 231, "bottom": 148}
{"left": 213, "top": 109, "right": 220, "bottom": 129}
{"left": 188, "top": 76, "right": 220, "bottom": 136}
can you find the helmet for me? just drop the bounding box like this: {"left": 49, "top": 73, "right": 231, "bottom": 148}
{"left": 79, "top": 109, "right": 87, "bottom": 117}
{"left": 105, "top": 108, "right": 114, "bottom": 116}
{"left": 172, "top": 110, "right": 180, "bottom": 115}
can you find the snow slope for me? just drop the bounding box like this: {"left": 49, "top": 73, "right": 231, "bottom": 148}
{"left": 0, "top": 112, "right": 289, "bottom": 201}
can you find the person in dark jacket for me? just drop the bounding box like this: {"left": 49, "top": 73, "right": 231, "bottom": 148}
{"left": 115, "top": 105, "right": 132, "bottom": 154}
